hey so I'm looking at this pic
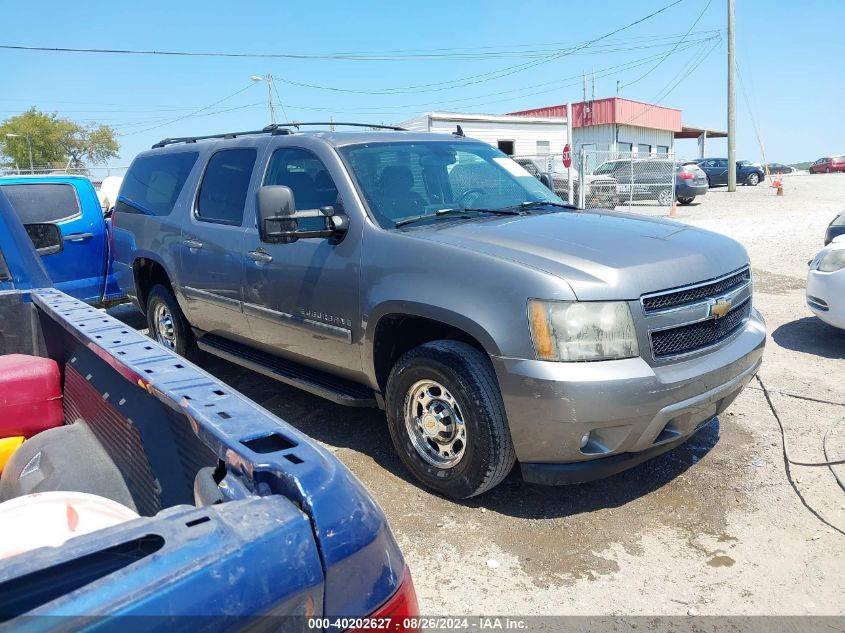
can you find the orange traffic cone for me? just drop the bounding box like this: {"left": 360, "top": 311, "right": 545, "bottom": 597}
{"left": 669, "top": 200, "right": 678, "bottom": 218}
{"left": 772, "top": 174, "right": 784, "bottom": 196}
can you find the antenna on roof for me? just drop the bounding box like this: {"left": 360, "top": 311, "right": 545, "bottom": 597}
{"left": 454, "top": 125, "right": 465, "bottom": 137}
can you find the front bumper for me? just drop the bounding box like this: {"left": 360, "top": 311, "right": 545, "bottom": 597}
{"left": 491, "top": 308, "right": 766, "bottom": 485}
{"left": 807, "top": 268, "right": 845, "bottom": 329}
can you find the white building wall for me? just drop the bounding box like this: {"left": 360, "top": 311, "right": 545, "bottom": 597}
{"left": 398, "top": 113, "right": 567, "bottom": 157}
{"left": 572, "top": 124, "right": 675, "bottom": 156}
{"left": 571, "top": 124, "right": 617, "bottom": 152}
{"left": 616, "top": 125, "right": 674, "bottom": 155}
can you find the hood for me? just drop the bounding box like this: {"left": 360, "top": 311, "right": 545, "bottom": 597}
{"left": 406, "top": 211, "right": 748, "bottom": 300}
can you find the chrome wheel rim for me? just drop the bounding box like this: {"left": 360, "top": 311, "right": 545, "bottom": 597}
{"left": 404, "top": 379, "right": 467, "bottom": 469}
{"left": 658, "top": 189, "right": 672, "bottom": 206}
{"left": 748, "top": 174, "right": 758, "bottom": 185}
{"left": 153, "top": 302, "right": 177, "bottom": 350}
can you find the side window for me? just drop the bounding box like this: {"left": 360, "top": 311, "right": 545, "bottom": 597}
{"left": 717, "top": 159, "right": 728, "bottom": 168}
{"left": 118, "top": 152, "right": 199, "bottom": 216}
{"left": 264, "top": 148, "right": 340, "bottom": 211}
{"left": 1, "top": 184, "right": 81, "bottom": 223}
{"left": 196, "top": 148, "right": 256, "bottom": 225}
{"left": 0, "top": 249, "right": 9, "bottom": 281}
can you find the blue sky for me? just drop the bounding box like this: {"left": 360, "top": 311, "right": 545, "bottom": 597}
{"left": 1, "top": 0, "right": 841, "bottom": 167}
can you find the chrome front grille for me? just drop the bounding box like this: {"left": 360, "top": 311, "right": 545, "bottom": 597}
{"left": 651, "top": 298, "right": 752, "bottom": 358}
{"left": 642, "top": 267, "right": 751, "bottom": 312}
{"left": 641, "top": 267, "right": 753, "bottom": 360}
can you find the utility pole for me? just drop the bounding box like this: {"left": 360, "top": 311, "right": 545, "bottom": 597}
{"left": 727, "top": 0, "right": 737, "bottom": 192}
{"left": 251, "top": 74, "right": 277, "bottom": 125}
{"left": 582, "top": 72, "right": 587, "bottom": 104}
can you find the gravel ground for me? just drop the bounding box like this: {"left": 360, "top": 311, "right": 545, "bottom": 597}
{"left": 112, "top": 172, "right": 845, "bottom": 616}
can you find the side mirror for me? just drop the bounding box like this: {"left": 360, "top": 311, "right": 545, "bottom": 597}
{"left": 257, "top": 185, "right": 347, "bottom": 244}
{"left": 24, "top": 223, "right": 63, "bottom": 256}
{"left": 539, "top": 173, "right": 553, "bottom": 190}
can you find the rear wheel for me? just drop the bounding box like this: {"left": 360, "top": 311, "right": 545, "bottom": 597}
{"left": 385, "top": 340, "right": 515, "bottom": 499}
{"left": 657, "top": 188, "right": 673, "bottom": 206}
{"left": 746, "top": 172, "right": 760, "bottom": 186}
{"left": 826, "top": 167, "right": 831, "bottom": 174}
{"left": 677, "top": 196, "right": 695, "bottom": 205}
{"left": 145, "top": 284, "right": 195, "bottom": 357}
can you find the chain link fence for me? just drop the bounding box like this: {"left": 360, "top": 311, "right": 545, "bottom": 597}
{"left": 0, "top": 165, "right": 128, "bottom": 185}
{"left": 512, "top": 150, "right": 678, "bottom": 214}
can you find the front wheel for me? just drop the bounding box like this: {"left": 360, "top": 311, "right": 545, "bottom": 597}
{"left": 145, "top": 284, "right": 195, "bottom": 357}
{"left": 746, "top": 172, "right": 760, "bottom": 186}
{"left": 385, "top": 340, "right": 515, "bottom": 499}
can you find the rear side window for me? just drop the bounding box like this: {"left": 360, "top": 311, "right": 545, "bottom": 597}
{"left": 1, "top": 183, "right": 80, "bottom": 223}
{"left": 118, "top": 152, "right": 199, "bottom": 216}
{"left": 196, "top": 149, "right": 256, "bottom": 225}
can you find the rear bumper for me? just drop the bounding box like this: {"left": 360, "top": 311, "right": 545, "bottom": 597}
{"left": 676, "top": 182, "right": 708, "bottom": 198}
{"left": 491, "top": 308, "right": 766, "bottom": 482}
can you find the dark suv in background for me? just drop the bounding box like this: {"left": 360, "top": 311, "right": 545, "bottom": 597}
{"left": 592, "top": 158, "right": 707, "bottom": 206}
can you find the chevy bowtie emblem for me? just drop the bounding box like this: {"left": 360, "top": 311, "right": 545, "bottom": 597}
{"left": 710, "top": 298, "right": 733, "bottom": 319}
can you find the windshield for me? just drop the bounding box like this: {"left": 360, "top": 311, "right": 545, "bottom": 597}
{"left": 593, "top": 162, "right": 621, "bottom": 175}
{"left": 340, "top": 141, "right": 561, "bottom": 228}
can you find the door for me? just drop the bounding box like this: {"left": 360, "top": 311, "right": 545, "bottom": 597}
{"left": 700, "top": 159, "right": 728, "bottom": 185}
{"left": 0, "top": 180, "right": 107, "bottom": 302}
{"left": 242, "top": 146, "right": 362, "bottom": 377}
{"left": 179, "top": 147, "right": 256, "bottom": 340}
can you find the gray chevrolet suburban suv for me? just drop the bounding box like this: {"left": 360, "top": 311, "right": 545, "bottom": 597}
{"left": 113, "top": 123, "right": 766, "bottom": 499}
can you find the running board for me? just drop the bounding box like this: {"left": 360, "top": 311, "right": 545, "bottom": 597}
{"left": 197, "top": 334, "right": 377, "bottom": 408}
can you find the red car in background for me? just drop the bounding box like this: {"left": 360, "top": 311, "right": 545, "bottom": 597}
{"left": 810, "top": 155, "right": 845, "bottom": 174}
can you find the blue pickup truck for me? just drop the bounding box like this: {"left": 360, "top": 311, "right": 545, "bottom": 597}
{"left": 0, "top": 188, "right": 418, "bottom": 629}
{"left": 0, "top": 175, "right": 123, "bottom": 305}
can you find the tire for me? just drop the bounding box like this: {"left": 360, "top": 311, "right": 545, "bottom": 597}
{"left": 656, "top": 188, "right": 673, "bottom": 206}
{"left": 385, "top": 340, "right": 516, "bottom": 499}
{"left": 706, "top": 176, "right": 713, "bottom": 188}
{"left": 677, "top": 196, "right": 695, "bottom": 205}
{"left": 826, "top": 167, "right": 831, "bottom": 174}
{"left": 746, "top": 172, "right": 760, "bottom": 186}
{"left": 145, "top": 284, "right": 195, "bottom": 357}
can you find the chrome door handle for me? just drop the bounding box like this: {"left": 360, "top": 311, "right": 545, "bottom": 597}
{"left": 247, "top": 249, "right": 273, "bottom": 263}
{"left": 64, "top": 232, "right": 94, "bottom": 242}
{"left": 183, "top": 238, "right": 203, "bottom": 249}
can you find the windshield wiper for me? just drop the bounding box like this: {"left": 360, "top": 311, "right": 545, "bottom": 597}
{"left": 395, "top": 207, "right": 521, "bottom": 228}
{"left": 516, "top": 201, "right": 578, "bottom": 211}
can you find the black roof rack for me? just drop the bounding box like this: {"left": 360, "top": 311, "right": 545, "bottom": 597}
{"left": 152, "top": 122, "right": 406, "bottom": 149}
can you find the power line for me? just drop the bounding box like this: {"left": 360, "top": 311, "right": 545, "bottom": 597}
{"left": 0, "top": 26, "right": 720, "bottom": 62}
{"left": 99, "top": 40, "right": 714, "bottom": 132}
{"left": 118, "top": 86, "right": 261, "bottom": 137}
{"left": 274, "top": 0, "right": 691, "bottom": 96}
{"left": 620, "top": 0, "right": 713, "bottom": 89}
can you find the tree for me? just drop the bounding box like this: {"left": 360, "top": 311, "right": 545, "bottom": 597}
{"left": 0, "top": 108, "right": 119, "bottom": 171}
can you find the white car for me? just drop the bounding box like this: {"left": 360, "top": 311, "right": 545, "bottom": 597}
{"left": 807, "top": 235, "right": 845, "bottom": 329}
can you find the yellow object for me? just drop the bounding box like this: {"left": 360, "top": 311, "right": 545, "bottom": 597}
{"left": 0, "top": 437, "right": 24, "bottom": 474}
{"left": 527, "top": 300, "right": 556, "bottom": 361}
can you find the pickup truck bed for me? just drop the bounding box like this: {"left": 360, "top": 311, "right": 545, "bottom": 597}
{"left": 0, "top": 188, "right": 415, "bottom": 627}
{"left": 0, "top": 288, "right": 409, "bottom": 624}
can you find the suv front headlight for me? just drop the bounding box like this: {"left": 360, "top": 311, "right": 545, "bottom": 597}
{"left": 528, "top": 300, "right": 639, "bottom": 361}
{"left": 818, "top": 249, "right": 845, "bottom": 272}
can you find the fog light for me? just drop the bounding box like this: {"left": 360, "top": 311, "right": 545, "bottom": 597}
{"left": 579, "top": 432, "right": 591, "bottom": 449}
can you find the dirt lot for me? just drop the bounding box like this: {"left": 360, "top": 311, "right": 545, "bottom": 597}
{"left": 114, "top": 172, "right": 845, "bottom": 616}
